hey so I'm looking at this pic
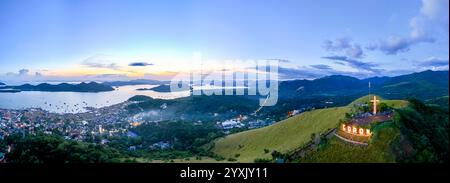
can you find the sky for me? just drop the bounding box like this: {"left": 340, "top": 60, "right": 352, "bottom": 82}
{"left": 0, "top": 0, "right": 448, "bottom": 83}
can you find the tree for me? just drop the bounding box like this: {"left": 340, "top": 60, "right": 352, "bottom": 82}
{"left": 5, "top": 134, "right": 123, "bottom": 163}
{"left": 379, "top": 103, "right": 390, "bottom": 112}
{"left": 394, "top": 99, "right": 449, "bottom": 163}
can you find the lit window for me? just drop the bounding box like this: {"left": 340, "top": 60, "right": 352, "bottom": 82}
{"left": 352, "top": 127, "right": 357, "bottom": 134}
{"left": 342, "top": 124, "right": 346, "bottom": 131}
{"left": 366, "top": 129, "right": 371, "bottom": 135}
{"left": 359, "top": 128, "right": 364, "bottom": 135}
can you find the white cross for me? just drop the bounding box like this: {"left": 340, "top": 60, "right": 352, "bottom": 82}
{"left": 370, "top": 96, "right": 380, "bottom": 114}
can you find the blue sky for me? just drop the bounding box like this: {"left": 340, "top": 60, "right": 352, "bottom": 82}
{"left": 0, "top": 0, "right": 448, "bottom": 82}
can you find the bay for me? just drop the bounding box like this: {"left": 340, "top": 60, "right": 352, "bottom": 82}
{"left": 0, "top": 85, "right": 190, "bottom": 113}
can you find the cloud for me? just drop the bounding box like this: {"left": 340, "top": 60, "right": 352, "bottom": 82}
{"left": 406, "top": 0, "right": 449, "bottom": 43}
{"left": 258, "top": 64, "right": 372, "bottom": 79}
{"left": 5, "top": 72, "right": 16, "bottom": 76}
{"left": 278, "top": 65, "right": 385, "bottom": 79}
{"left": 82, "top": 61, "right": 118, "bottom": 69}
{"left": 321, "top": 56, "right": 383, "bottom": 73}
{"left": 420, "top": 0, "right": 449, "bottom": 19}
{"left": 323, "top": 37, "right": 365, "bottom": 58}
{"left": 409, "top": 16, "right": 436, "bottom": 43}
{"left": 1, "top": 69, "right": 48, "bottom": 83}
{"left": 265, "top": 59, "right": 291, "bottom": 63}
{"left": 247, "top": 65, "right": 322, "bottom": 80}
{"left": 310, "top": 64, "right": 332, "bottom": 70}
{"left": 418, "top": 57, "right": 449, "bottom": 67}
{"left": 144, "top": 72, "right": 178, "bottom": 81}
{"left": 75, "top": 74, "right": 132, "bottom": 81}
{"left": 381, "top": 69, "right": 421, "bottom": 77}
{"left": 6, "top": 69, "right": 30, "bottom": 76}
{"left": 323, "top": 37, "right": 351, "bottom": 51}
{"left": 377, "top": 36, "right": 415, "bottom": 55}
{"left": 370, "top": 0, "right": 448, "bottom": 55}
{"left": 252, "top": 63, "right": 417, "bottom": 80}
{"left": 82, "top": 55, "right": 120, "bottom": 69}
{"left": 365, "top": 43, "right": 378, "bottom": 51}
{"left": 345, "top": 44, "right": 364, "bottom": 58}
{"left": 278, "top": 67, "right": 323, "bottom": 79}
{"left": 89, "top": 74, "right": 129, "bottom": 78}
{"left": 128, "top": 62, "right": 154, "bottom": 67}
{"left": 372, "top": 29, "right": 435, "bottom": 55}
{"left": 18, "top": 69, "right": 29, "bottom": 76}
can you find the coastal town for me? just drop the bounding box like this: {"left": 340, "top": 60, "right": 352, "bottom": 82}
{"left": 0, "top": 102, "right": 133, "bottom": 143}
{"left": 0, "top": 99, "right": 291, "bottom": 147}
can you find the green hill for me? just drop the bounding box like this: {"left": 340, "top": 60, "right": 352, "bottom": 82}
{"left": 213, "top": 107, "right": 349, "bottom": 162}
{"left": 212, "top": 95, "right": 407, "bottom": 162}
{"left": 300, "top": 98, "right": 449, "bottom": 163}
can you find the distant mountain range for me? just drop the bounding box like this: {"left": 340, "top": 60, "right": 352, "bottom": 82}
{"left": 279, "top": 70, "right": 449, "bottom": 100}
{"left": 125, "top": 70, "right": 448, "bottom": 101}
{"left": 0, "top": 70, "right": 447, "bottom": 98}
{"left": 0, "top": 82, "right": 114, "bottom": 92}
{"left": 102, "top": 79, "right": 169, "bottom": 86}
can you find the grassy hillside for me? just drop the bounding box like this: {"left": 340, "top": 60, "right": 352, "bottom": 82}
{"left": 212, "top": 107, "right": 350, "bottom": 162}
{"left": 212, "top": 95, "right": 407, "bottom": 162}
{"left": 298, "top": 122, "right": 400, "bottom": 163}
{"left": 348, "top": 95, "right": 407, "bottom": 107}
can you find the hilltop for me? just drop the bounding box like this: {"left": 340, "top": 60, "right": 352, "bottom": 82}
{"left": 211, "top": 95, "right": 408, "bottom": 162}
{"left": 299, "top": 98, "right": 448, "bottom": 163}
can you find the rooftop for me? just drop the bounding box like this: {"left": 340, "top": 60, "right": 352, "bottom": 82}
{"left": 348, "top": 112, "right": 393, "bottom": 126}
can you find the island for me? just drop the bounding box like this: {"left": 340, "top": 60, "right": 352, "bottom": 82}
{"left": 0, "top": 82, "right": 22, "bottom": 92}
{"left": 137, "top": 84, "right": 190, "bottom": 92}
{"left": 3, "top": 82, "right": 115, "bottom": 92}
{"left": 0, "top": 89, "right": 21, "bottom": 93}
